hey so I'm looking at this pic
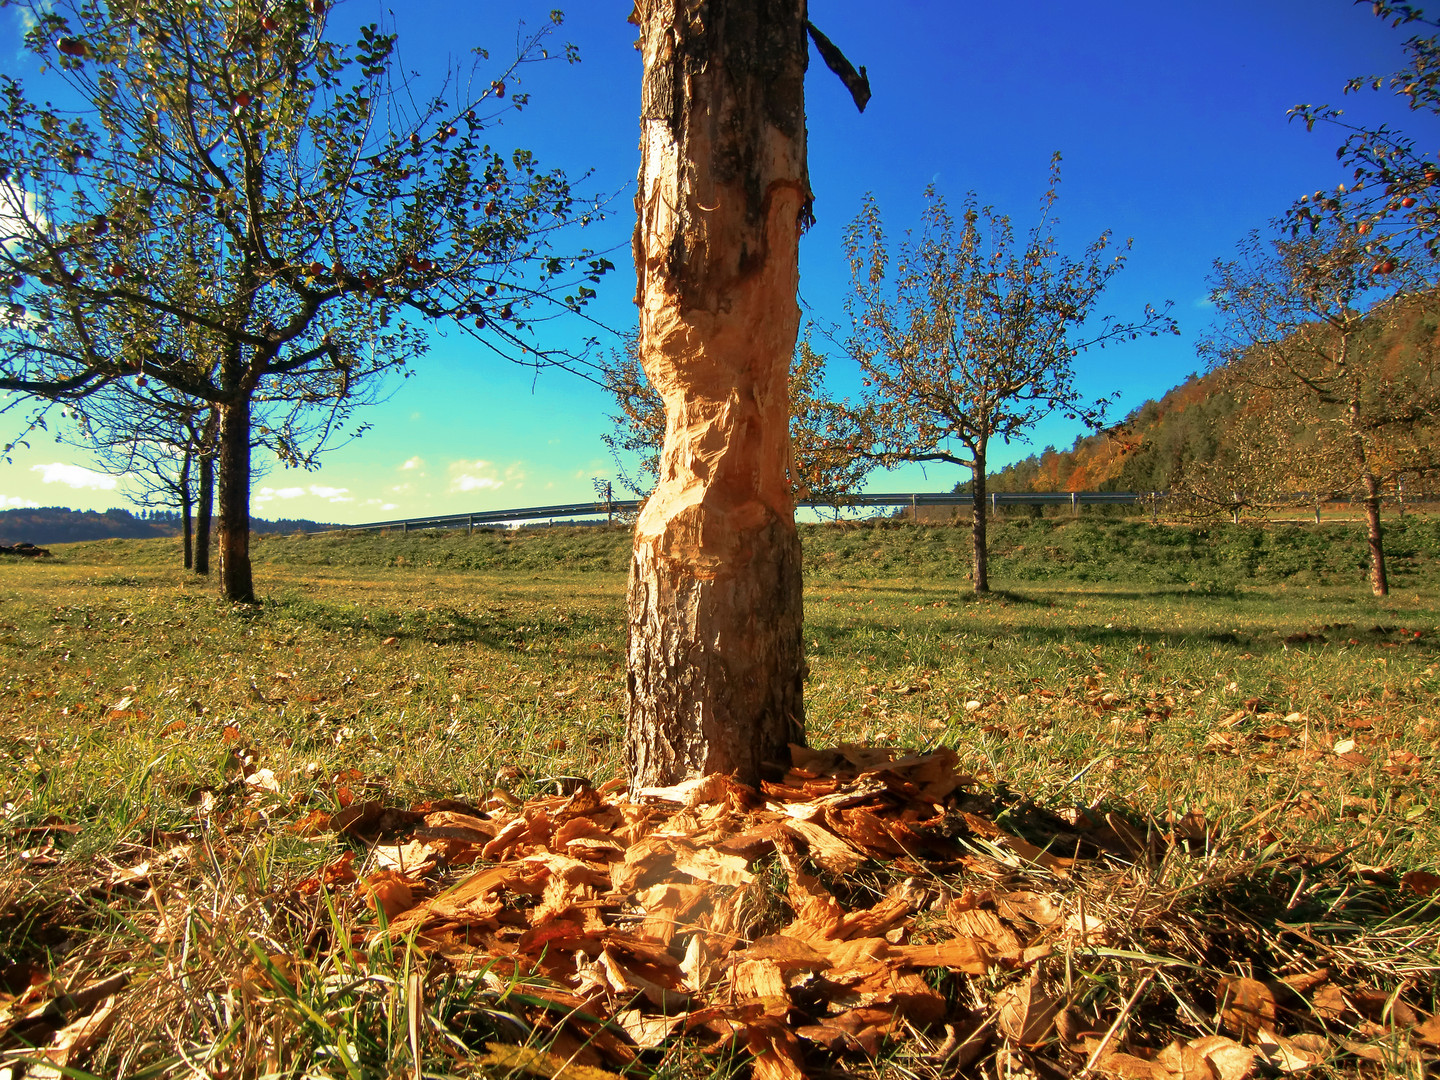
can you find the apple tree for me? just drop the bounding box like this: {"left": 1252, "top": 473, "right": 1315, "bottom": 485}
{"left": 840, "top": 156, "right": 1177, "bottom": 592}
{"left": 0, "top": 0, "right": 611, "bottom": 602}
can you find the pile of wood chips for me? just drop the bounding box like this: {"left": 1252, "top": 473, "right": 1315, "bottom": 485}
{"left": 330, "top": 744, "right": 1300, "bottom": 1080}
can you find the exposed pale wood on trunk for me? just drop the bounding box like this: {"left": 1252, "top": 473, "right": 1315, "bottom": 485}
{"left": 625, "top": 0, "right": 811, "bottom": 787}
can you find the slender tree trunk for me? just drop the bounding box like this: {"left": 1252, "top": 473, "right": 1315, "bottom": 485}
{"left": 179, "top": 450, "right": 194, "bottom": 571}
{"left": 971, "top": 456, "right": 989, "bottom": 593}
{"left": 625, "top": 0, "right": 809, "bottom": 788}
{"left": 195, "top": 455, "right": 214, "bottom": 574}
{"left": 195, "top": 411, "right": 217, "bottom": 575}
{"left": 1348, "top": 396, "right": 1388, "bottom": 597}
{"left": 181, "top": 499, "right": 194, "bottom": 571}
{"left": 1361, "top": 470, "right": 1388, "bottom": 596}
{"left": 216, "top": 398, "right": 255, "bottom": 603}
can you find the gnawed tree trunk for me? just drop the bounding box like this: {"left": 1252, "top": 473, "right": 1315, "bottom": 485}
{"left": 216, "top": 398, "right": 254, "bottom": 603}
{"left": 625, "top": 0, "right": 809, "bottom": 788}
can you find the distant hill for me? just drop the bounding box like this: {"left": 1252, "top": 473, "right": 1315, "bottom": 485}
{"left": 987, "top": 291, "right": 1440, "bottom": 498}
{"left": 984, "top": 369, "right": 1239, "bottom": 494}
{"left": 0, "top": 506, "right": 336, "bottom": 545}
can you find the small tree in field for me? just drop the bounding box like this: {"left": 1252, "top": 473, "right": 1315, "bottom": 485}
{"left": 1204, "top": 218, "right": 1440, "bottom": 595}
{"left": 842, "top": 155, "right": 1176, "bottom": 592}
{"left": 0, "top": 0, "right": 609, "bottom": 603}
{"left": 71, "top": 385, "right": 217, "bottom": 570}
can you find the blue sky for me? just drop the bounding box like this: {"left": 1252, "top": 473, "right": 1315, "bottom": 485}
{"left": 3, "top": 1, "right": 1437, "bottom": 521}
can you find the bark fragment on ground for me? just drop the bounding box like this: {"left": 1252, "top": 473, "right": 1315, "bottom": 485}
{"left": 350, "top": 745, "right": 1440, "bottom": 1078}
{"left": 6, "top": 744, "right": 1440, "bottom": 1077}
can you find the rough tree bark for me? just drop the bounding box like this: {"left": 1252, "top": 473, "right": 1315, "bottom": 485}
{"left": 625, "top": 0, "right": 810, "bottom": 787}
{"left": 970, "top": 453, "right": 990, "bottom": 594}
{"left": 216, "top": 398, "right": 254, "bottom": 603}
{"left": 195, "top": 411, "right": 217, "bottom": 576}
{"left": 180, "top": 451, "right": 194, "bottom": 572}
{"left": 1355, "top": 416, "right": 1389, "bottom": 596}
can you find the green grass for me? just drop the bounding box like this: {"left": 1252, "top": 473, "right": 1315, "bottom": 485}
{"left": 232, "top": 512, "right": 1440, "bottom": 588}
{"left": 1, "top": 518, "right": 1438, "bottom": 1076}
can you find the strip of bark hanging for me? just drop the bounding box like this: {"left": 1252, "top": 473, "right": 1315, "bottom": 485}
{"left": 806, "top": 21, "right": 870, "bottom": 113}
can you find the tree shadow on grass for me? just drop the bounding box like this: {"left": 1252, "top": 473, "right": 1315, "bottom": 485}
{"left": 266, "top": 594, "right": 623, "bottom": 657}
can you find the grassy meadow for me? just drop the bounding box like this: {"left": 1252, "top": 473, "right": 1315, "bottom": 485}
{"left": 1, "top": 515, "right": 1438, "bottom": 1077}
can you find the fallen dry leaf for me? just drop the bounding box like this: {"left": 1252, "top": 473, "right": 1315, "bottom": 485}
{"left": 330, "top": 741, "right": 1399, "bottom": 1080}
{"left": 1254, "top": 1030, "right": 1326, "bottom": 1072}
{"left": 34, "top": 993, "right": 118, "bottom": 1073}
{"left": 1279, "top": 968, "right": 1329, "bottom": 994}
{"left": 996, "top": 974, "right": 1062, "bottom": 1048}
{"left": 1400, "top": 869, "right": 1440, "bottom": 897}
{"left": 1217, "top": 976, "right": 1276, "bottom": 1041}
{"left": 288, "top": 808, "right": 332, "bottom": 837}
{"left": 296, "top": 851, "right": 356, "bottom": 894}
{"left": 1187, "top": 1034, "right": 1256, "bottom": 1080}
{"left": 1093, "top": 1048, "right": 1167, "bottom": 1078}
{"left": 359, "top": 869, "right": 421, "bottom": 921}
{"left": 1154, "top": 1039, "right": 1221, "bottom": 1079}
{"left": 1413, "top": 1012, "right": 1440, "bottom": 1047}
{"left": 244, "top": 767, "right": 280, "bottom": 794}
{"left": 611, "top": 1008, "right": 682, "bottom": 1050}
{"left": 476, "top": 1042, "right": 624, "bottom": 1080}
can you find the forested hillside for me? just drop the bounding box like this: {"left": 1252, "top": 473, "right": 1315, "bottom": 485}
{"left": 0, "top": 507, "right": 335, "bottom": 545}
{"left": 987, "top": 291, "right": 1440, "bottom": 500}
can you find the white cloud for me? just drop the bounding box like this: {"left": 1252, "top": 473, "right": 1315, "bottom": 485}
{"left": 15, "top": 2, "right": 52, "bottom": 34}
{"left": 400, "top": 456, "right": 425, "bottom": 472}
{"left": 1, "top": 180, "right": 49, "bottom": 262}
{"left": 1, "top": 495, "right": 39, "bottom": 509}
{"left": 30, "top": 462, "right": 118, "bottom": 491}
{"left": 448, "top": 458, "right": 504, "bottom": 494}
{"left": 254, "top": 484, "right": 354, "bottom": 505}
{"left": 451, "top": 472, "right": 503, "bottom": 493}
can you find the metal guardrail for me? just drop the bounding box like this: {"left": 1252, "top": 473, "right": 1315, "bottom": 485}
{"left": 327, "top": 490, "right": 1174, "bottom": 533}
{"left": 322, "top": 487, "right": 1440, "bottom": 534}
